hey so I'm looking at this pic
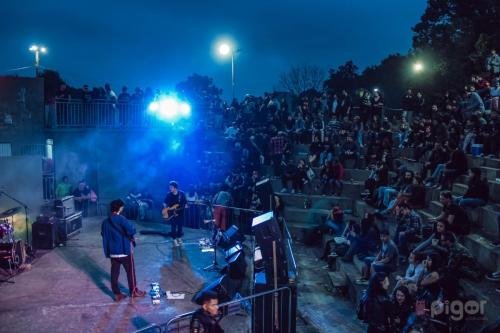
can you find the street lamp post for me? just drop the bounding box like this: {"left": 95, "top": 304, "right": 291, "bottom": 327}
{"left": 218, "top": 43, "right": 236, "bottom": 100}
{"left": 29, "top": 45, "right": 47, "bottom": 76}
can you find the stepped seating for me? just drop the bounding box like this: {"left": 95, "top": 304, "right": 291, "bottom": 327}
{"left": 282, "top": 145, "right": 500, "bottom": 329}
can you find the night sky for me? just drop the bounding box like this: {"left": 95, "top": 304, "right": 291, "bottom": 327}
{"left": 0, "top": 0, "right": 426, "bottom": 99}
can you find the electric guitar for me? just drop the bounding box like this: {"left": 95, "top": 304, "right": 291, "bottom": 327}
{"left": 162, "top": 204, "right": 180, "bottom": 221}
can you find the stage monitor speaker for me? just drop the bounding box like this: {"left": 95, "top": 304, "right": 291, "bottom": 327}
{"left": 219, "top": 225, "right": 244, "bottom": 250}
{"left": 251, "top": 211, "right": 288, "bottom": 285}
{"left": 32, "top": 222, "right": 58, "bottom": 249}
{"left": 255, "top": 178, "right": 274, "bottom": 211}
{"left": 221, "top": 250, "right": 247, "bottom": 280}
{"left": 224, "top": 243, "right": 243, "bottom": 260}
{"left": 192, "top": 274, "right": 240, "bottom": 305}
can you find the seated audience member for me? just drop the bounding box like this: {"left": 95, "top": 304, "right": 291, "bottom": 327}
{"left": 391, "top": 285, "right": 413, "bottom": 333}
{"left": 393, "top": 203, "right": 422, "bottom": 257}
{"left": 440, "top": 146, "right": 468, "bottom": 190}
{"left": 357, "top": 229, "right": 398, "bottom": 284}
{"left": 73, "top": 180, "right": 91, "bottom": 216}
{"left": 342, "top": 213, "right": 380, "bottom": 262}
{"left": 308, "top": 135, "right": 323, "bottom": 166}
{"left": 432, "top": 191, "right": 470, "bottom": 236}
{"left": 319, "top": 159, "right": 344, "bottom": 195}
{"left": 331, "top": 158, "right": 344, "bottom": 196}
{"left": 376, "top": 170, "right": 414, "bottom": 210}
{"left": 394, "top": 252, "right": 425, "bottom": 294}
{"left": 362, "top": 158, "right": 389, "bottom": 200}
{"left": 416, "top": 254, "right": 442, "bottom": 306}
{"left": 456, "top": 167, "right": 489, "bottom": 209}
{"left": 438, "top": 231, "right": 483, "bottom": 281}
{"left": 422, "top": 142, "right": 449, "bottom": 178}
{"left": 55, "top": 175, "right": 72, "bottom": 199}
{"left": 363, "top": 272, "right": 392, "bottom": 333}
{"left": 413, "top": 220, "right": 449, "bottom": 256}
{"left": 319, "top": 160, "right": 335, "bottom": 195}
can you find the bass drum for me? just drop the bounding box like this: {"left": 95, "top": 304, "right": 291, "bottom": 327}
{"left": 0, "top": 240, "right": 26, "bottom": 269}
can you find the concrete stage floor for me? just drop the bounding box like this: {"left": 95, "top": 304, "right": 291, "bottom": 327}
{"left": 0, "top": 216, "right": 367, "bottom": 333}
{"left": 0, "top": 217, "right": 251, "bottom": 333}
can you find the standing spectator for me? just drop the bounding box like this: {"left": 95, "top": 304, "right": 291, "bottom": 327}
{"left": 269, "top": 131, "right": 287, "bottom": 177}
{"left": 117, "top": 86, "right": 130, "bottom": 104}
{"left": 55, "top": 175, "right": 72, "bottom": 199}
{"left": 340, "top": 136, "right": 359, "bottom": 168}
{"left": 212, "top": 184, "right": 233, "bottom": 231}
{"left": 338, "top": 90, "right": 352, "bottom": 119}
{"left": 456, "top": 167, "right": 489, "bottom": 209}
{"left": 73, "top": 180, "right": 91, "bottom": 217}
{"left": 486, "top": 49, "right": 500, "bottom": 76}
{"left": 371, "top": 90, "right": 384, "bottom": 124}
{"left": 402, "top": 89, "right": 416, "bottom": 112}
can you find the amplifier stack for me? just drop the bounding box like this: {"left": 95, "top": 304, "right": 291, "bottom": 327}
{"left": 32, "top": 196, "right": 83, "bottom": 249}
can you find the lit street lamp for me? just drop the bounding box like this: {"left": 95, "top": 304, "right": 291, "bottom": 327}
{"left": 413, "top": 61, "right": 424, "bottom": 73}
{"left": 218, "top": 42, "right": 236, "bottom": 100}
{"left": 29, "top": 44, "right": 47, "bottom": 76}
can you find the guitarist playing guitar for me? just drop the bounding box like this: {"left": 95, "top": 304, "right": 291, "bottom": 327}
{"left": 163, "top": 181, "right": 187, "bottom": 247}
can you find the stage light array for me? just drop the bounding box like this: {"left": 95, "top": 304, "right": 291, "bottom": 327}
{"left": 148, "top": 96, "right": 191, "bottom": 123}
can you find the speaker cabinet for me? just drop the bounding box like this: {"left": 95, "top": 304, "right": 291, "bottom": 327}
{"left": 32, "top": 222, "right": 58, "bottom": 249}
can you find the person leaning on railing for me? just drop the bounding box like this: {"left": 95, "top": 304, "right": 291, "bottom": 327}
{"left": 190, "top": 291, "right": 224, "bottom": 333}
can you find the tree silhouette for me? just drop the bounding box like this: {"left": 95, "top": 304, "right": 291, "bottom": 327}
{"left": 279, "top": 64, "right": 325, "bottom": 95}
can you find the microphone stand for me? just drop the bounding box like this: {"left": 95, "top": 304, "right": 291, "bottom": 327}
{"left": 0, "top": 191, "right": 31, "bottom": 253}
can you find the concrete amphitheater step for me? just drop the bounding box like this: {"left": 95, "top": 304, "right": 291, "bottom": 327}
{"left": 283, "top": 207, "right": 330, "bottom": 226}
{"left": 278, "top": 192, "right": 355, "bottom": 210}
{"left": 462, "top": 233, "right": 500, "bottom": 272}
{"left": 480, "top": 166, "right": 500, "bottom": 182}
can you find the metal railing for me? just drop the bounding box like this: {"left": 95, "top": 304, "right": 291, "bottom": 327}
{"left": 134, "top": 286, "right": 292, "bottom": 333}
{"left": 46, "top": 99, "right": 154, "bottom": 128}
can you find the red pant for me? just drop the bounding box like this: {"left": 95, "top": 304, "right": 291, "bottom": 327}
{"left": 214, "top": 206, "right": 228, "bottom": 231}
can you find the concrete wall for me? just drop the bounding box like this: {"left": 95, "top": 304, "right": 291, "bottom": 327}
{"left": 0, "top": 155, "right": 44, "bottom": 241}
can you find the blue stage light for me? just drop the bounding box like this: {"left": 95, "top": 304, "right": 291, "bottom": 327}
{"left": 148, "top": 101, "right": 159, "bottom": 113}
{"left": 179, "top": 102, "right": 191, "bottom": 118}
{"left": 148, "top": 96, "right": 192, "bottom": 123}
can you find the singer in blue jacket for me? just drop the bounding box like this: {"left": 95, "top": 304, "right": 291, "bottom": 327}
{"left": 101, "top": 199, "right": 145, "bottom": 301}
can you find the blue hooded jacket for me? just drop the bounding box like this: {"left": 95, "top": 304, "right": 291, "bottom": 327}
{"left": 101, "top": 214, "right": 136, "bottom": 258}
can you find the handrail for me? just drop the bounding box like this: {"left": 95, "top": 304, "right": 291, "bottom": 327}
{"left": 134, "top": 286, "right": 292, "bottom": 333}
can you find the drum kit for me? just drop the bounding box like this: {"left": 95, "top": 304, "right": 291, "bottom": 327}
{"left": 0, "top": 206, "right": 26, "bottom": 282}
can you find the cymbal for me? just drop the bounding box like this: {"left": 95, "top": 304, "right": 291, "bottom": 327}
{"left": 0, "top": 207, "right": 22, "bottom": 219}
